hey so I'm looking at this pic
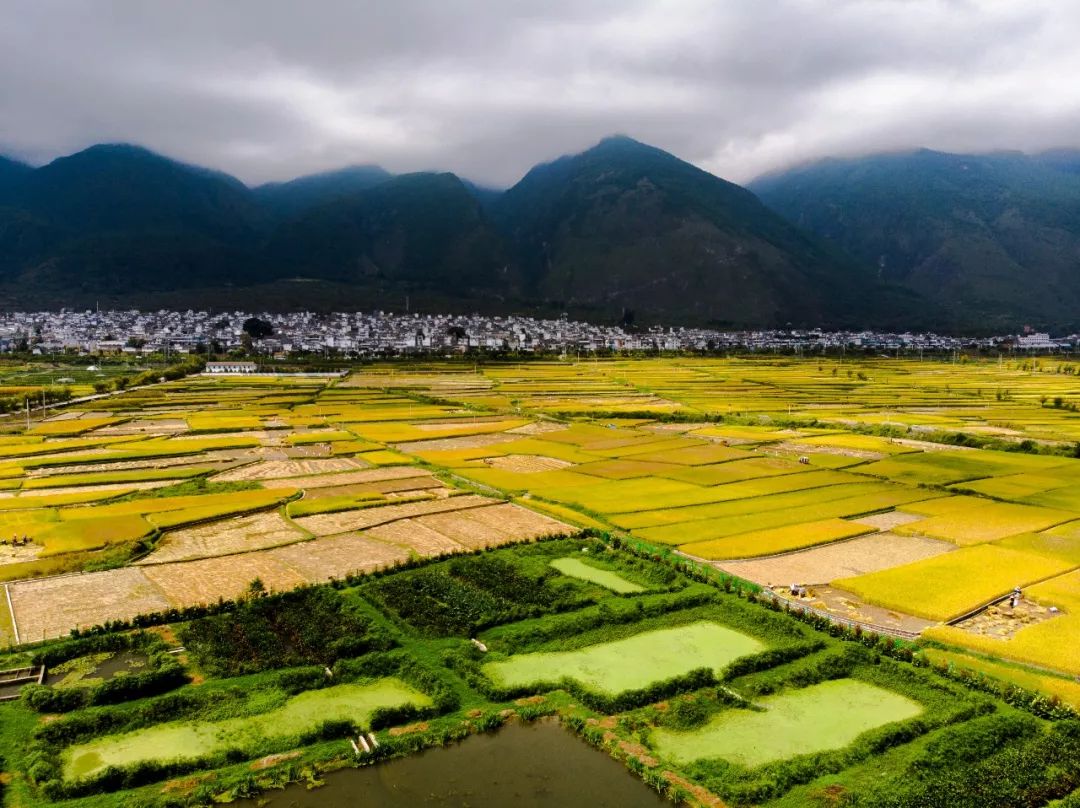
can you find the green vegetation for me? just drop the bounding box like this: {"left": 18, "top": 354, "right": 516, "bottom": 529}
{"left": 651, "top": 678, "right": 923, "bottom": 767}
{"left": 5, "top": 358, "right": 1080, "bottom": 808}
{"left": 63, "top": 679, "right": 430, "bottom": 781}
{"left": 483, "top": 621, "right": 764, "bottom": 695}
{"left": 178, "top": 588, "right": 394, "bottom": 677}
{"left": 549, "top": 556, "right": 644, "bottom": 592}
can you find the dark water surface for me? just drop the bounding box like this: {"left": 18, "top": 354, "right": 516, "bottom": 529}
{"left": 238, "top": 719, "right": 669, "bottom": 807}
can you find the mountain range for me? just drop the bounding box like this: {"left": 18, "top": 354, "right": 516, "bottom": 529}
{"left": 1, "top": 137, "right": 1079, "bottom": 331}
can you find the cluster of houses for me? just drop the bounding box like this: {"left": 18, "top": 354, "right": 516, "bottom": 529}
{"left": 0, "top": 310, "right": 1074, "bottom": 358}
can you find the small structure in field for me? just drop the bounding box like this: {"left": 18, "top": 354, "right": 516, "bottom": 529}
{"left": 205, "top": 361, "right": 258, "bottom": 374}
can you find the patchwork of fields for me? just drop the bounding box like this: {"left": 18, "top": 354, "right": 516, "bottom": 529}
{"left": 317, "top": 360, "right": 1080, "bottom": 682}
{"left": 0, "top": 373, "right": 576, "bottom": 642}
{"left": 0, "top": 356, "right": 1079, "bottom": 808}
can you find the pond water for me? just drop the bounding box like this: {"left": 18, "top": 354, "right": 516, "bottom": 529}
{"left": 236, "top": 719, "right": 669, "bottom": 808}
{"left": 65, "top": 679, "right": 428, "bottom": 781}
{"left": 45, "top": 649, "right": 151, "bottom": 687}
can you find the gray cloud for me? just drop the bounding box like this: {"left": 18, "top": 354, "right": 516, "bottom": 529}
{"left": 2, "top": 0, "right": 1079, "bottom": 187}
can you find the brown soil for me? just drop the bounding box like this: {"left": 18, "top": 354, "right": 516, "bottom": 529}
{"left": 715, "top": 533, "right": 954, "bottom": 586}
{"left": 772, "top": 441, "right": 885, "bottom": 460}
{"left": 137, "top": 512, "right": 306, "bottom": 565}
{"left": 9, "top": 567, "right": 171, "bottom": 640}
{"left": 212, "top": 458, "right": 363, "bottom": 482}
{"left": 848, "top": 511, "right": 923, "bottom": 530}
{"left": 250, "top": 751, "right": 303, "bottom": 771}
{"left": 294, "top": 494, "right": 497, "bottom": 535}
{"left": 663, "top": 771, "right": 729, "bottom": 808}
{"left": 262, "top": 466, "right": 429, "bottom": 491}
{"left": 266, "top": 534, "right": 410, "bottom": 580}
{"left": 395, "top": 433, "right": 520, "bottom": 452}
{"left": 388, "top": 722, "right": 429, "bottom": 736}
{"left": 142, "top": 554, "right": 308, "bottom": 608}
{"left": 483, "top": 454, "right": 573, "bottom": 473}
{"left": 366, "top": 519, "right": 464, "bottom": 556}
{"left": 953, "top": 598, "right": 1063, "bottom": 639}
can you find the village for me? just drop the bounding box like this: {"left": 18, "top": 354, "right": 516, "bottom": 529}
{"left": 0, "top": 309, "right": 1071, "bottom": 358}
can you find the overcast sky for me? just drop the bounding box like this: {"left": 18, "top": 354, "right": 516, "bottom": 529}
{"left": 3, "top": 0, "right": 1080, "bottom": 187}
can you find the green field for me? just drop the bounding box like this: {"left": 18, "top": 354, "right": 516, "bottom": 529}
{"left": 549, "top": 557, "right": 644, "bottom": 592}
{"left": 483, "top": 622, "right": 765, "bottom": 694}
{"left": 63, "top": 678, "right": 429, "bottom": 781}
{"left": 651, "top": 678, "right": 923, "bottom": 767}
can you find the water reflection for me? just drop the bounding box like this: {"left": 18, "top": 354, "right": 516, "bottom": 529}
{"left": 238, "top": 719, "right": 669, "bottom": 807}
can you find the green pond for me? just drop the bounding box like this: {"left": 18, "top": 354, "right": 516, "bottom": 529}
{"left": 483, "top": 621, "right": 765, "bottom": 695}
{"left": 235, "top": 718, "right": 667, "bottom": 807}
{"left": 652, "top": 678, "right": 924, "bottom": 767}
{"left": 550, "top": 557, "right": 644, "bottom": 592}
{"left": 64, "top": 678, "right": 429, "bottom": 781}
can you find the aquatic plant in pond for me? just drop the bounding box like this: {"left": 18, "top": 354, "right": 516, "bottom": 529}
{"left": 651, "top": 678, "right": 923, "bottom": 768}
{"left": 483, "top": 621, "right": 765, "bottom": 695}
{"left": 549, "top": 557, "right": 644, "bottom": 593}
{"left": 63, "top": 678, "right": 429, "bottom": 780}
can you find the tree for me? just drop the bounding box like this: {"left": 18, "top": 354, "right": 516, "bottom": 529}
{"left": 242, "top": 317, "right": 274, "bottom": 340}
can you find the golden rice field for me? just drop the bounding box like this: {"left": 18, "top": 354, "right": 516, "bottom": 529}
{"left": 2, "top": 356, "right": 1080, "bottom": 691}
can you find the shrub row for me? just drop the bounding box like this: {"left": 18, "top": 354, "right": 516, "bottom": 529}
{"left": 23, "top": 632, "right": 188, "bottom": 713}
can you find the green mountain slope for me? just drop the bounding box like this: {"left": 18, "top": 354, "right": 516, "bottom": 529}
{"left": 751, "top": 149, "right": 1080, "bottom": 331}
{"left": 0, "top": 144, "right": 266, "bottom": 293}
{"left": 491, "top": 136, "right": 911, "bottom": 328}
{"left": 253, "top": 165, "right": 393, "bottom": 220}
{"left": 262, "top": 172, "right": 510, "bottom": 293}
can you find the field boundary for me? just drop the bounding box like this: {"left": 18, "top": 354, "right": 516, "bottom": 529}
{"left": 944, "top": 563, "right": 1080, "bottom": 626}
{"left": 762, "top": 588, "right": 922, "bottom": 640}
{"left": 4, "top": 582, "right": 18, "bottom": 644}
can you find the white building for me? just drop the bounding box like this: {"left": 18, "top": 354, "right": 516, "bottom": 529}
{"left": 205, "top": 361, "right": 258, "bottom": 374}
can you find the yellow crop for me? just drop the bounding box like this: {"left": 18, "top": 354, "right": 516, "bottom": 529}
{"left": 835, "top": 545, "right": 1073, "bottom": 622}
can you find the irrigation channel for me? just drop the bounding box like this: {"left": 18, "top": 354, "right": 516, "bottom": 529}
{"left": 235, "top": 719, "right": 668, "bottom": 807}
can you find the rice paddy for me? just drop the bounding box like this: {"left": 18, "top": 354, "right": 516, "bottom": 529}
{"left": 1, "top": 355, "right": 1079, "bottom": 713}
{"left": 3, "top": 356, "right": 1079, "bottom": 808}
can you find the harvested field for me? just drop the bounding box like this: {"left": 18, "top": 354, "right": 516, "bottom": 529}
{"left": 482, "top": 454, "right": 573, "bottom": 473}
{"left": 266, "top": 534, "right": 410, "bottom": 580}
{"left": 458, "top": 503, "right": 575, "bottom": 544}
{"left": 0, "top": 542, "right": 41, "bottom": 566}
{"left": 714, "top": 532, "right": 955, "bottom": 586}
{"left": 136, "top": 512, "right": 306, "bottom": 565}
{"left": 94, "top": 419, "right": 188, "bottom": 436}
{"left": 9, "top": 568, "right": 171, "bottom": 640}
{"left": 141, "top": 554, "right": 308, "bottom": 608}
{"left": 212, "top": 458, "right": 363, "bottom": 481}
{"left": 0, "top": 481, "right": 172, "bottom": 498}
{"left": 394, "top": 433, "right": 519, "bottom": 452}
{"left": 772, "top": 441, "right": 885, "bottom": 460}
{"left": 30, "top": 450, "right": 246, "bottom": 475}
{"left": 506, "top": 421, "right": 567, "bottom": 435}
{"left": 412, "top": 510, "right": 511, "bottom": 549}
{"left": 294, "top": 494, "right": 498, "bottom": 535}
{"left": 362, "top": 476, "right": 446, "bottom": 494}
{"left": 366, "top": 519, "right": 465, "bottom": 555}
{"left": 848, "top": 510, "right": 924, "bottom": 530}
{"left": 261, "top": 466, "right": 428, "bottom": 490}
